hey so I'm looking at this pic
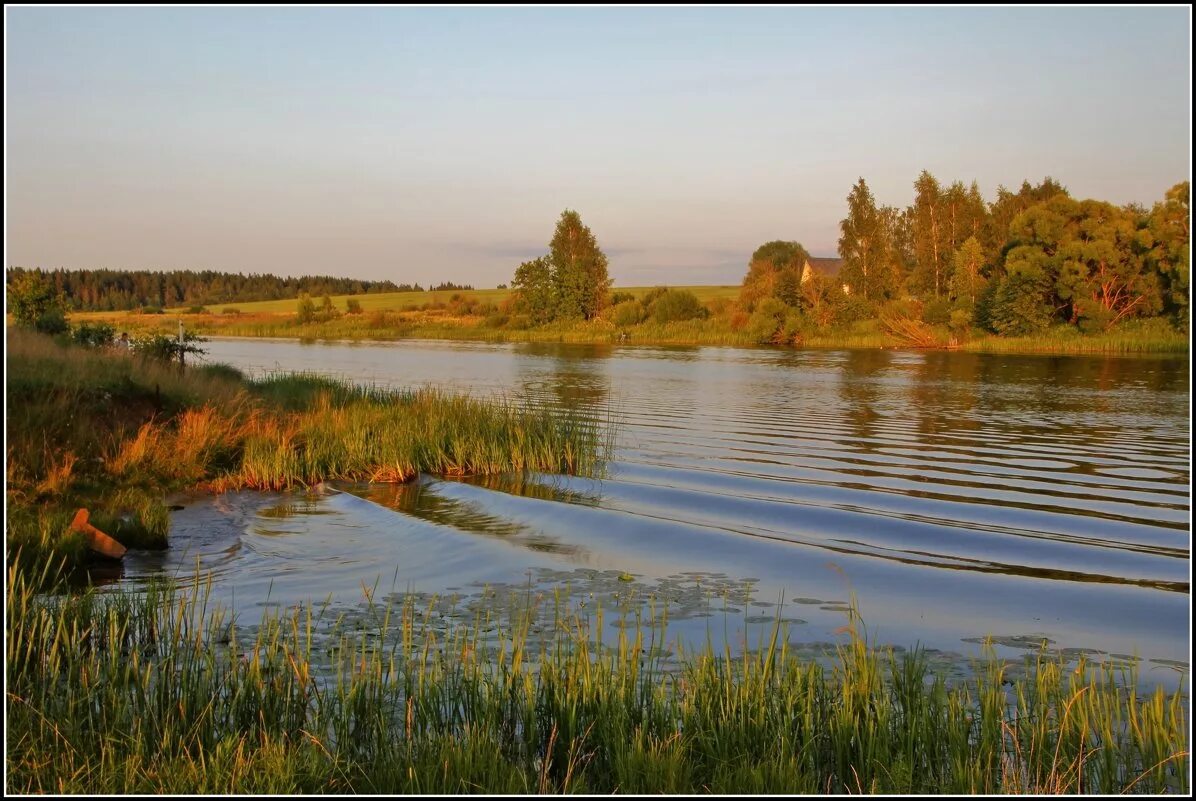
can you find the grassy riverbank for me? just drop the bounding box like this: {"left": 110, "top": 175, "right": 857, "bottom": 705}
{"left": 6, "top": 566, "right": 1188, "bottom": 794}
{"left": 74, "top": 299, "right": 1189, "bottom": 355}
{"left": 5, "top": 330, "right": 1189, "bottom": 794}
{"left": 5, "top": 329, "right": 605, "bottom": 570}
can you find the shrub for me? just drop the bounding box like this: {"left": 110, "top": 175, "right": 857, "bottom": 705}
{"left": 33, "top": 309, "right": 70, "bottom": 335}
{"left": 649, "top": 289, "right": 707, "bottom": 324}
{"left": 132, "top": 332, "right": 208, "bottom": 365}
{"left": 836, "top": 295, "right": 874, "bottom": 327}
{"left": 990, "top": 272, "right": 1051, "bottom": 336}
{"left": 7, "top": 272, "right": 68, "bottom": 330}
{"left": 186, "top": 305, "right": 207, "bottom": 314}
{"left": 1075, "top": 298, "right": 1115, "bottom": 333}
{"left": 610, "top": 291, "right": 636, "bottom": 306}
{"left": 640, "top": 286, "right": 669, "bottom": 307}
{"left": 921, "top": 298, "right": 953, "bottom": 326}
{"left": 948, "top": 309, "right": 973, "bottom": 338}
{"left": 222, "top": 307, "right": 241, "bottom": 315}
{"left": 71, "top": 322, "right": 116, "bottom": 348}
{"left": 612, "top": 300, "right": 645, "bottom": 327}
{"left": 746, "top": 298, "right": 788, "bottom": 344}
{"left": 346, "top": 298, "right": 363, "bottom": 314}
{"left": 297, "top": 294, "right": 317, "bottom": 323}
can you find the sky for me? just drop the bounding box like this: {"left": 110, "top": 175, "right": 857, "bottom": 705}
{"left": 5, "top": 6, "right": 1192, "bottom": 287}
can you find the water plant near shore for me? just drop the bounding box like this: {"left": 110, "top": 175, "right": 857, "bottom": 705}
{"left": 5, "top": 566, "right": 1188, "bottom": 794}
{"left": 5, "top": 330, "right": 607, "bottom": 569}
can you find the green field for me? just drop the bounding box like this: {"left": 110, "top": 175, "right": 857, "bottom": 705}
{"left": 172, "top": 285, "right": 741, "bottom": 315}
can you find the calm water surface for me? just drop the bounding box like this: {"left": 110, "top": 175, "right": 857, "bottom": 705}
{"left": 119, "top": 338, "right": 1190, "bottom": 679}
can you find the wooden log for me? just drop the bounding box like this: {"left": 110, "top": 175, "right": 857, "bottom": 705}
{"left": 70, "top": 508, "right": 128, "bottom": 560}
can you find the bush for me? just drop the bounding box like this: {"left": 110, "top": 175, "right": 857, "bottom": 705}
{"left": 33, "top": 309, "right": 70, "bottom": 335}
{"left": 297, "top": 294, "right": 317, "bottom": 323}
{"left": 949, "top": 309, "right": 973, "bottom": 338}
{"left": 186, "top": 305, "right": 207, "bottom": 314}
{"left": 610, "top": 291, "right": 636, "bottom": 306}
{"left": 649, "top": 289, "right": 707, "bottom": 324}
{"left": 7, "top": 272, "right": 68, "bottom": 330}
{"left": 921, "top": 298, "right": 953, "bottom": 326}
{"left": 506, "top": 314, "right": 532, "bottom": 330}
{"left": 1075, "top": 299, "right": 1115, "bottom": 333}
{"left": 484, "top": 312, "right": 509, "bottom": 328}
{"left": 71, "top": 322, "right": 116, "bottom": 348}
{"left": 222, "top": 307, "right": 241, "bottom": 315}
{"left": 139, "top": 306, "right": 165, "bottom": 315}
{"left": 990, "top": 272, "right": 1051, "bottom": 336}
{"left": 836, "top": 295, "right": 874, "bottom": 327}
{"left": 746, "top": 298, "right": 788, "bottom": 344}
{"left": 611, "top": 300, "right": 645, "bottom": 327}
{"left": 640, "top": 286, "right": 669, "bottom": 307}
{"left": 346, "top": 298, "right": 363, "bottom": 315}
{"left": 132, "top": 332, "right": 208, "bottom": 365}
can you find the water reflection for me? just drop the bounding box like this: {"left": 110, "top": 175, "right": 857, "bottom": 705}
{"left": 151, "top": 339, "right": 1193, "bottom": 675}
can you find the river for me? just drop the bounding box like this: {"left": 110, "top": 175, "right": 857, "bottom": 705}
{"left": 116, "top": 338, "right": 1190, "bottom": 682}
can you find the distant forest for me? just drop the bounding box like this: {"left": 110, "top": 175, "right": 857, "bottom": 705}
{"left": 2, "top": 268, "right": 457, "bottom": 311}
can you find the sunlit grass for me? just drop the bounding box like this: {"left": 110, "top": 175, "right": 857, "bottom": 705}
{"left": 5, "top": 330, "right": 607, "bottom": 569}
{"left": 6, "top": 569, "right": 1188, "bottom": 794}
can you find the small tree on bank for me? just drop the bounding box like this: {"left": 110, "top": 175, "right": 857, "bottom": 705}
{"left": 7, "top": 271, "right": 69, "bottom": 334}
{"left": 550, "top": 210, "right": 611, "bottom": 321}
{"left": 510, "top": 210, "right": 612, "bottom": 323}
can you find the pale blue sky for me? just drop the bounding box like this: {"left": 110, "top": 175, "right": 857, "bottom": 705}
{"left": 6, "top": 6, "right": 1191, "bottom": 286}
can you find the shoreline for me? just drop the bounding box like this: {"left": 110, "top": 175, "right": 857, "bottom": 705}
{"left": 71, "top": 312, "right": 1192, "bottom": 357}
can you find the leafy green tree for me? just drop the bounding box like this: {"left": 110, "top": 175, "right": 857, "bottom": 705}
{"left": 838, "top": 178, "right": 893, "bottom": 302}
{"left": 1055, "top": 200, "right": 1160, "bottom": 329}
{"left": 989, "top": 270, "right": 1052, "bottom": 336}
{"left": 911, "top": 170, "right": 945, "bottom": 297}
{"left": 1002, "top": 194, "right": 1161, "bottom": 330}
{"left": 648, "top": 289, "right": 707, "bottom": 323}
{"left": 739, "top": 241, "right": 809, "bottom": 310}
{"left": 1148, "top": 181, "right": 1190, "bottom": 331}
{"left": 982, "top": 177, "right": 1068, "bottom": 267}
{"left": 71, "top": 322, "right": 116, "bottom": 347}
{"left": 950, "top": 236, "right": 987, "bottom": 311}
{"left": 799, "top": 272, "right": 847, "bottom": 329}
{"left": 297, "top": 293, "right": 317, "bottom": 323}
{"left": 512, "top": 256, "right": 556, "bottom": 324}
{"left": 7, "top": 271, "right": 68, "bottom": 332}
{"left": 746, "top": 297, "right": 789, "bottom": 344}
{"left": 549, "top": 210, "right": 611, "bottom": 320}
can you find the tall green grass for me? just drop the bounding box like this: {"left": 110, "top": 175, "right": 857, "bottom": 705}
{"left": 6, "top": 568, "right": 1188, "bottom": 794}
{"left": 5, "top": 331, "right": 607, "bottom": 569}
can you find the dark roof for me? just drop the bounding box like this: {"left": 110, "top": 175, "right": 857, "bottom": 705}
{"left": 805, "top": 257, "right": 844, "bottom": 278}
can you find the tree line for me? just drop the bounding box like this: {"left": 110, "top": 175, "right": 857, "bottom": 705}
{"left": 741, "top": 174, "right": 1189, "bottom": 340}
{"left": 3, "top": 267, "right": 417, "bottom": 312}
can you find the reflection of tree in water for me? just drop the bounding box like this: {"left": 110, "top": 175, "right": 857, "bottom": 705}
{"left": 515, "top": 344, "right": 613, "bottom": 417}
{"left": 907, "top": 352, "right": 982, "bottom": 441}
{"left": 836, "top": 349, "right": 894, "bottom": 445}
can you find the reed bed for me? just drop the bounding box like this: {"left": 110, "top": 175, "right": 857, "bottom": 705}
{"left": 5, "top": 567, "right": 1188, "bottom": 795}
{"left": 5, "top": 332, "right": 606, "bottom": 569}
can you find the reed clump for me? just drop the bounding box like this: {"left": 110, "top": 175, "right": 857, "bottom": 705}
{"left": 5, "top": 331, "right": 606, "bottom": 569}
{"left": 5, "top": 570, "right": 1188, "bottom": 795}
